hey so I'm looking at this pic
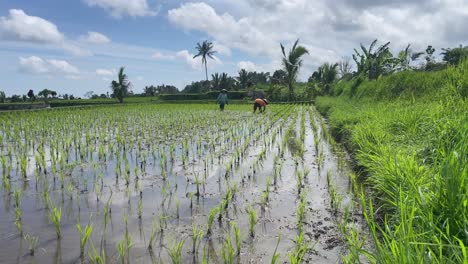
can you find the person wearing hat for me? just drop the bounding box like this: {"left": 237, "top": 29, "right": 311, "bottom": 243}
{"left": 216, "top": 89, "right": 228, "bottom": 111}
{"left": 253, "top": 98, "right": 269, "bottom": 113}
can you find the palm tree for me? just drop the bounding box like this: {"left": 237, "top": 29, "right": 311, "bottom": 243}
{"left": 111, "top": 67, "right": 131, "bottom": 103}
{"left": 310, "top": 63, "right": 338, "bottom": 95}
{"left": 237, "top": 69, "right": 250, "bottom": 89}
{"left": 193, "top": 40, "right": 216, "bottom": 81}
{"left": 280, "top": 39, "right": 309, "bottom": 100}
{"left": 211, "top": 73, "right": 221, "bottom": 90}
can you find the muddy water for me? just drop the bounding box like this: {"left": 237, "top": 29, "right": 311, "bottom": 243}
{"left": 0, "top": 105, "right": 366, "bottom": 263}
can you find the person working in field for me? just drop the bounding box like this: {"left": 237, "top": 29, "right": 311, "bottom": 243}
{"left": 253, "top": 98, "right": 269, "bottom": 113}
{"left": 216, "top": 89, "right": 228, "bottom": 111}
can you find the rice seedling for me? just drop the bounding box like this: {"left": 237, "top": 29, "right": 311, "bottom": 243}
{"left": 137, "top": 197, "right": 143, "bottom": 219}
{"left": 14, "top": 189, "right": 21, "bottom": 220}
{"left": 148, "top": 219, "right": 158, "bottom": 250}
{"left": 191, "top": 224, "right": 204, "bottom": 254}
{"left": 326, "top": 170, "right": 331, "bottom": 187}
{"left": 23, "top": 234, "right": 39, "bottom": 256}
{"left": 194, "top": 173, "right": 202, "bottom": 197}
{"left": 88, "top": 241, "right": 106, "bottom": 264}
{"left": 221, "top": 236, "right": 235, "bottom": 264}
{"left": 167, "top": 239, "right": 185, "bottom": 264}
{"left": 76, "top": 222, "right": 93, "bottom": 258}
{"left": 231, "top": 221, "right": 241, "bottom": 256}
{"left": 116, "top": 239, "right": 128, "bottom": 264}
{"left": 247, "top": 206, "right": 257, "bottom": 238}
{"left": 50, "top": 207, "right": 62, "bottom": 239}
{"left": 271, "top": 234, "right": 281, "bottom": 264}
{"left": 297, "top": 192, "right": 306, "bottom": 232}
{"left": 288, "top": 232, "right": 309, "bottom": 264}
{"left": 175, "top": 197, "right": 180, "bottom": 219}
{"left": 201, "top": 246, "right": 208, "bottom": 264}
{"left": 207, "top": 206, "right": 220, "bottom": 235}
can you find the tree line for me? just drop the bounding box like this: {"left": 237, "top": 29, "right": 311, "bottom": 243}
{"left": 309, "top": 40, "right": 468, "bottom": 97}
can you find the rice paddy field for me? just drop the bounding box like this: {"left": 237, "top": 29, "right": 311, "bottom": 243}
{"left": 0, "top": 104, "right": 364, "bottom": 264}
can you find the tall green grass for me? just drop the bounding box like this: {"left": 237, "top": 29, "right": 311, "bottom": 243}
{"left": 316, "top": 61, "right": 468, "bottom": 263}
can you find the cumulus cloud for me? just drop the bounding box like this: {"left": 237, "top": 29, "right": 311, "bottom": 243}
{"left": 0, "top": 9, "right": 92, "bottom": 57}
{"left": 95, "top": 68, "right": 114, "bottom": 76}
{"left": 213, "top": 41, "right": 231, "bottom": 56}
{"left": 83, "top": 0, "right": 158, "bottom": 18}
{"left": 152, "top": 51, "right": 175, "bottom": 60}
{"left": 0, "top": 9, "right": 64, "bottom": 43}
{"left": 168, "top": 0, "right": 468, "bottom": 75}
{"left": 237, "top": 61, "right": 263, "bottom": 72}
{"left": 80, "top": 31, "right": 111, "bottom": 44}
{"left": 19, "top": 56, "right": 80, "bottom": 77}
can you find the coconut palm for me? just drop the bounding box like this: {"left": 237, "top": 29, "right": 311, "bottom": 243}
{"left": 237, "top": 69, "right": 250, "bottom": 89}
{"left": 193, "top": 40, "right": 217, "bottom": 81}
{"left": 310, "top": 63, "right": 338, "bottom": 95}
{"left": 111, "top": 67, "right": 131, "bottom": 103}
{"left": 280, "top": 39, "right": 309, "bottom": 100}
{"left": 211, "top": 73, "right": 221, "bottom": 90}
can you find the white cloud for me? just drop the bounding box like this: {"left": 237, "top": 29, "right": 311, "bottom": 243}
{"left": 0, "top": 9, "right": 64, "bottom": 43}
{"left": 237, "top": 61, "right": 263, "bottom": 72}
{"left": 152, "top": 51, "right": 175, "bottom": 60}
{"left": 80, "top": 31, "right": 111, "bottom": 44}
{"left": 62, "top": 43, "right": 93, "bottom": 56}
{"left": 84, "top": 0, "right": 158, "bottom": 18}
{"left": 95, "top": 68, "right": 114, "bottom": 76}
{"left": 0, "top": 9, "right": 93, "bottom": 57}
{"left": 175, "top": 49, "right": 222, "bottom": 70}
{"left": 168, "top": 0, "right": 468, "bottom": 76}
{"left": 18, "top": 56, "right": 49, "bottom": 74}
{"left": 19, "top": 56, "right": 80, "bottom": 77}
{"left": 213, "top": 41, "right": 231, "bottom": 56}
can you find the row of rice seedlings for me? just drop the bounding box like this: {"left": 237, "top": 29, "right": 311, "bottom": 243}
{"left": 297, "top": 191, "right": 307, "bottom": 233}
{"left": 300, "top": 107, "right": 306, "bottom": 143}
{"left": 0, "top": 105, "right": 294, "bottom": 262}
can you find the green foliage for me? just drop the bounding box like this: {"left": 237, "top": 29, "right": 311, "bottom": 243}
{"left": 334, "top": 69, "right": 447, "bottom": 99}
{"left": 446, "top": 59, "right": 468, "bottom": 98}
{"left": 442, "top": 45, "right": 468, "bottom": 65}
{"left": 353, "top": 39, "right": 395, "bottom": 80}
{"left": 315, "top": 92, "right": 468, "bottom": 262}
{"left": 111, "top": 67, "right": 131, "bottom": 103}
{"left": 280, "top": 39, "right": 309, "bottom": 100}
{"left": 309, "top": 62, "right": 338, "bottom": 95}
{"left": 159, "top": 91, "right": 248, "bottom": 101}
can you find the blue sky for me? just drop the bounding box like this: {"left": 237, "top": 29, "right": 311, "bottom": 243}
{"left": 0, "top": 0, "right": 467, "bottom": 96}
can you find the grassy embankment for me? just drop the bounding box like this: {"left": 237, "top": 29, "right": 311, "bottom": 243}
{"left": 315, "top": 61, "right": 468, "bottom": 263}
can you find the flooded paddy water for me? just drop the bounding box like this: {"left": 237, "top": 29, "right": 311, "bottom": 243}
{"left": 0, "top": 104, "right": 369, "bottom": 263}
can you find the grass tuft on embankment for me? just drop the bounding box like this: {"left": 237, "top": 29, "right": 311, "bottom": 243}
{"left": 316, "top": 61, "right": 468, "bottom": 263}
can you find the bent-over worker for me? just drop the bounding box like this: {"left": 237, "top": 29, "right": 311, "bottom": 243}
{"left": 253, "top": 98, "right": 268, "bottom": 113}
